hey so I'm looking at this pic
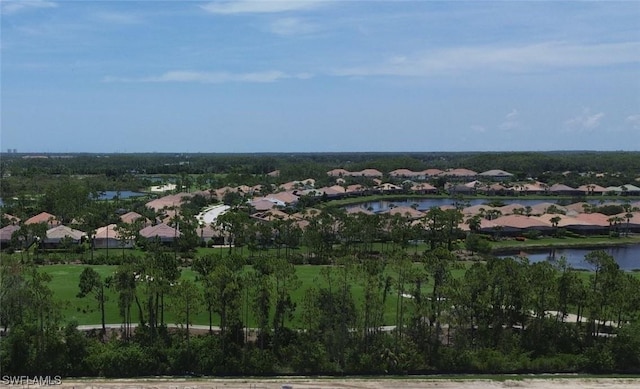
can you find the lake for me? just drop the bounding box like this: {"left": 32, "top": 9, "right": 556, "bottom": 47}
{"left": 348, "top": 198, "right": 623, "bottom": 213}
{"left": 500, "top": 244, "right": 640, "bottom": 271}
{"left": 96, "top": 190, "right": 147, "bottom": 200}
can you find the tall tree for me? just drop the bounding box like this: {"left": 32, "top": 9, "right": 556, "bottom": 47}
{"left": 77, "top": 267, "right": 108, "bottom": 336}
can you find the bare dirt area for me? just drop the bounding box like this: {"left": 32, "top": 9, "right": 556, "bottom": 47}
{"left": 42, "top": 377, "right": 640, "bottom": 389}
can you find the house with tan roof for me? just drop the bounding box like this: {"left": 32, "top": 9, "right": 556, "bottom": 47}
{"left": 572, "top": 212, "right": 611, "bottom": 227}
{"left": 266, "top": 191, "right": 299, "bottom": 207}
{"left": 94, "top": 224, "right": 133, "bottom": 249}
{"left": 318, "top": 185, "right": 347, "bottom": 198}
{"left": 513, "top": 182, "right": 547, "bottom": 195}
{"left": 43, "top": 225, "right": 86, "bottom": 248}
{"left": 479, "top": 214, "right": 552, "bottom": 235}
{"left": 389, "top": 169, "right": 420, "bottom": 178}
{"left": 145, "top": 193, "right": 192, "bottom": 212}
{"left": 482, "top": 183, "right": 510, "bottom": 195}
{"left": 2, "top": 214, "right": 20, "bottom": 225}
{"left": 498, "top": 203, "right": 527, "bottom": 215}
{"left": 279, "top": 178, "right": 315, "bottom": 191}
{"left": 529, "top": 202, "right": 567, "bottom": 216}
{"left": 577, "top": 184, "right": 608, "bottom": 195}
{"left": 354, "top": 169, "right": 384, "bottom": 177}
{"left": 120, "top": 211, "right": 150, "bottom": 227}
{"left": 249, "top": 198, "right": 278, "bottom": 211}
{"left": 25, "top": 212, "right": 60, "bottom": 228}
{"left": 549, "top": 184, "right": 581, "bottom": 196}
{"left": 422, "top": 168, "right": 444, "bottom": 177}
{"left": 563, "top": 202, "right": 593, "bottom": 215}
{"left": 139, "top": 223, "right": 180, "bottom": 243}
{"left": 376, "top": 183, "right": 403, "bottom": 193}
{"left": 196, "top": 224, "right": 226, "bottom": 245}
{"left": 291, "top": 208, "right": 322, "bottom": 220}
{"left": 446, "top": 183, "right": 476, "bottom": 195}
{"left": 478, "top": 169, "right": 514, "bottom": 180}
{"left": 440, "top": 168, "right": 477, "bottom": 178}
{"left": 0, "top": 225, "right": 21, "bottom": 248}
{"left": 461, "top": 204, "right": 498, "bottom": 217}
{"left": 410, "top": 182, "right": 438, "bottom": 194}
{"left": 345, "top": 207, "right": 375, "bottom": 215}
{"left": 251, "top": 209, "right": 291, "bottom": 223}
{"left": 385, "top": 206, "right": 424, "bottom": 219}
{"left": 327, "top": 168, "right": 350, "bottom": 177}
{"left": 345, "top": 184, "right": 367, "bottom": 195}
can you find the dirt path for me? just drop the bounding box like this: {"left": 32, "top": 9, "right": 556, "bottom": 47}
{"left": 44, "top": 377, "right": 640, "bottom": 389}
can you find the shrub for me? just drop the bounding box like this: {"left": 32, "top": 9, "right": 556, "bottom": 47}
{"left": 522, "top": 230, "right": 541, "bottom": 240}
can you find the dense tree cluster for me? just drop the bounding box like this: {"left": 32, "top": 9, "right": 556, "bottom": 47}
{"left": 2, "top": 245, "right": 640, "bottom": 376}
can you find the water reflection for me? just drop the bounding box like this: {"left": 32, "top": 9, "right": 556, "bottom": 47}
{"left": 504, "top": 245, "right": 640, "bottom": 271}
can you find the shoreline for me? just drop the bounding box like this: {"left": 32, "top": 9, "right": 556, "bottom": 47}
{"left": 491, "top": 238, "right": 640, "bottom": 255}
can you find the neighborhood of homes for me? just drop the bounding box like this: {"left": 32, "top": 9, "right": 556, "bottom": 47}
{"left": 2, "top": 167, "right": 640, "bottom": 249}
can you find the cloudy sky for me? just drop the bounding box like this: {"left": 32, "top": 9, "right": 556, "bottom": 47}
{"left": 1, "top": 0, "right": 639, "bottom": 153}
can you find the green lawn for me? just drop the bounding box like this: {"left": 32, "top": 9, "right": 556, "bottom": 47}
{"left": 491, "top": 235, "right": 640, "bottom": 252}
{"left": 42, "top": 262, "right": 464, "bottom": 328}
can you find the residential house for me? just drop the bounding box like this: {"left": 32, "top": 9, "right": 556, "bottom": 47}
{"left": 94, "top": 224, "right": 134, "bottom": 249}
{"left": 549, "top": 184, "right": 581, "bottom": 196}
{"left": 576, "top": 184, "right": 608, "bottom": 195}
{"left": 0, "top": 225, "right": 21, "bottom": 249}
{"left": 25, "top": 212, "right": 60, "bottom": 228}
{"left": 266, "top": 191, "right": 299, "bottom": 207}
{"left": 139, "top": 223, "right": 180, "bottom": 244}
{"left": 120, "top": 211, "right": 150, "bottom": 227}
{"left": 478, "top": 169, "right": 514, "bottom": 181}
{"left": 327, "top": 168, "right": 350, "bottom": 177}
{"left": 43, "top": 225, "right": 86, "bottom": 248}
{"left": 440, "top": 168, "right": 478, "bottom": 179}
{"left": 2, "top": 214, "right": 20, "bottom": 225}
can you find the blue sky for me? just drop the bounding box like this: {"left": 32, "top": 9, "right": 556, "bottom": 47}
{"left": 1, "top": 0, "right": 639, "bottom": 153}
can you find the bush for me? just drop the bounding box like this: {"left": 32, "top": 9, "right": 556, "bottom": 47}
{"left": 522, "top": 230, "right": 541, "bottom": 240}
{"left": 584, "top": 343, "right": 615, "bottom": 373}
{"left": 529, "top": 353, "right": 586, "bottom": 372}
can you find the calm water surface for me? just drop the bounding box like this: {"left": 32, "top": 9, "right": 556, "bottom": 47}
{"left": 501, "top": 244, "right": 640, "bottom": 271}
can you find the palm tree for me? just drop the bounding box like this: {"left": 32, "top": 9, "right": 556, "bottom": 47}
{"left": 624, "top": 212, "right": 634, "bottom": 237}
{"left": 466, "top": 215, "right": 482, "bottom": 233}
{"left": 550, "top": 216, "right": 562, "bottom": 237}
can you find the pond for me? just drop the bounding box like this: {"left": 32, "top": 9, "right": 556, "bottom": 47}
{"left": 96, "top": 190, "right": 147, "bottom": 200}
{"left": 500, "top": 244, "right": 640, "bottom": 271}
{"left": 348, "top": 198, "right": 625, "bottom": 213}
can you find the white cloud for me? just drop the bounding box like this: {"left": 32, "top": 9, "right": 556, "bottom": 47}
{"left": 500, "top": 109, "right": 520, "bottom": 131}
{"left": 564, "top": 109, "right": 605, "bottom": 131}
{"left": 470, "top": 125, "right": 486, "bottom": 133}
{"left": 200, "top": 1, "right": 322, "bottom": 14}
{"left": 1, "top": 0, "right": 57, "bottom": 15}
{"left": 103, "top": 70, "right": 313, "bottom": 84}
{"left": 334, "top": 41, "right": 640, "bottom": 77}
{"left": 626, "top": 114, "right": 640, "bottom": 129}
{"left": 269, "top": 17, "right": 317, "bottom": 36}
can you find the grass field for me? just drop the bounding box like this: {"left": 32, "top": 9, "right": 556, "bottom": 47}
{"left": 43, "top": 262, "right": 463, "bottom": 327}
{"left": 491, "top": 235, "right": 640, "bottom": 252}
{"left": 40, "top": 260, "right": 640, "bottom": 328}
